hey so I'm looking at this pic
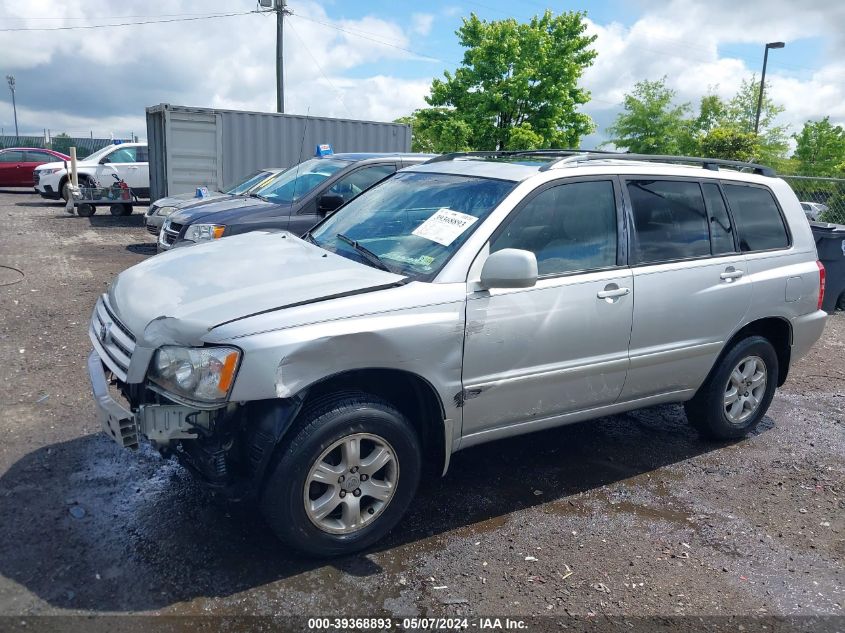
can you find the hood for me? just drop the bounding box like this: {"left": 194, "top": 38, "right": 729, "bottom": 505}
{"left": 169, "top": 196, "right": 278, "bottom": 225}
{"left": 35, "top": 160, "right": 66, "bottom": 172}
{"left": 154, "top": 192, "right": 229, "bottom": 210}
{"left": 108, "top": 231, "right": 405, "bottom": 344}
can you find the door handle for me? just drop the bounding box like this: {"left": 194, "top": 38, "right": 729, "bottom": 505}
{"left": 720, "top": 269, "right": 744, "bottom": 281}
{"left": 597, "top": 286, "right": 630, "bottom": 299}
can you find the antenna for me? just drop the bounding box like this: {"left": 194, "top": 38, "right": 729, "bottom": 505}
{"left": 286, "top": 107, "right": 310, "bottom": 230}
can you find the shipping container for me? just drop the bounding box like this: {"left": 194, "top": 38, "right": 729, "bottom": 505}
{"left": 145, "top": 104, "right": 412, "bottom": 200}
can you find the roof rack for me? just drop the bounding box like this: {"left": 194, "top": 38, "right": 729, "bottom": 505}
{"left": 423, "top": 149, "right": 776, "bottom": 177}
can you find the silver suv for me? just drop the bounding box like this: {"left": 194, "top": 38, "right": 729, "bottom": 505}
{"left": 87, "top": 151, "right": 828, "bottom": 556}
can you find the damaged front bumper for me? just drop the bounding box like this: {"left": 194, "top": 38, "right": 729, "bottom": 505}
{"left": 87, "top": 350, "right": 209, "bottom": 449}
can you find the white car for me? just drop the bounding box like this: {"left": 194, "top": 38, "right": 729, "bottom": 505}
{"left": 34, "top": 142, "right": 149, "bottom": 202}
{"left": 801, "top": 201, "right": 829, "bottom": 222}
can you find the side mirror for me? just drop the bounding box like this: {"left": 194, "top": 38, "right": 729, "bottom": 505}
{"left": 99, "top": 157, "right": 109, "bottom": 165}
{"left": 479, "top": 248, "right": 538, "bottom": 289}
{"left": 318, "top": 194, "right": 344, "bottom": 214}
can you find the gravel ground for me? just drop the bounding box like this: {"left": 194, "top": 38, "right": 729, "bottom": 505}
{"left": 0, "top": 190, "right": 842, "bottom": 623}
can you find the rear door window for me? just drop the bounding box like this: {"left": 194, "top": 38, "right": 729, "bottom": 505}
{"left": 722, "top": 184, "right": 789, "bottom": 252}
{"left": 24, "top": 151, "right": 54, "bottom": 163}
{"left": 628, "top": 180, "right": 710, "bottom": 264}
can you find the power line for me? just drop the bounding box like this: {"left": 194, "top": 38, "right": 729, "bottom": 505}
{"left": 0, "top": 11, "right": 258, "bottom": 32}
{"left": 287, "top": 19, "right": 353, "bottom": 118}
{"left": 291, "top": 13, "right": 440, "bottom": 61}
{"left": 0, "top": 12, "right": 220, "bottom": 21}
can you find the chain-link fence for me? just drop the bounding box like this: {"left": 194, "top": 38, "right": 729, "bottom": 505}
{"left": 0, "top": 135, "right": 131, "bottom": 159}
{"left": 782, "top": 175, "right": 845, "bottom": 225}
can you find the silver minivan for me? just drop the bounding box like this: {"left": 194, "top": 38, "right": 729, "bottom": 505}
{"left": 87, "top": 151, "right": 828, "bottom": 556}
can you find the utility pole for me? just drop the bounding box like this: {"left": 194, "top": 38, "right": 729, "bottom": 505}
{"left": 6, "top": 75, "right": 18, "bottom": 141}
{"left": 275, "top": 0, "right": 290, "bottom": 113}
{"left": 754, "top": 41, "right": 785, "bottom": 135}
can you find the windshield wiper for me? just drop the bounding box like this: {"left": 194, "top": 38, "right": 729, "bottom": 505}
{"left": 249, "top": 192, "right": 268, "bottom": 201}
{"left": 336, "top": 233, "right": 391, "bottom": 272}
{"left": 302, "top": 231, "right": 316, "bottom": 244}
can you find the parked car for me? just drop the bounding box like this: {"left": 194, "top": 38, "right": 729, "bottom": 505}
{"left": 144, "top": 168, "right": 283, "bottom": 236}
{"left": 801, "top": 201, "right": 829, "bottom": 221}
{"left": 34, "top": 142, "right": 149, "bottom": 202}
{"left": 157, "top": 153, "right": 433, "bottom": 251}
{"left": 87, "top": 151, "right": 827, "bottom": 556}
{"left": 0, "top": 147, "right": 70, "bottom": 187}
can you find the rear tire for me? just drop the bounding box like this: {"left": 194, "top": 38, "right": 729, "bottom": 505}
{"left": 684, "top": 336, "right": 778, "bottom": 440}
{"left": 260, "top": 392, "right": 421, "bottom": 557}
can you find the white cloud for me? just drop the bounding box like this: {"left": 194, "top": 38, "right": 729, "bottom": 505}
{"left": 580, "top": 0, "right": 845, "bottom": 145}
{"left": 1, "top": 0, "right": 842, "bottom": 149}
{"left": 411, "top": 13, "right": 435, "bottom": 36}
{"left": 0, "top": 0, "right": 436, "bottom": 137}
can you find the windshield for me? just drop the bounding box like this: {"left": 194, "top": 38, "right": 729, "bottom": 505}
{"left": 256, "top": 158, "right": 347, "bottom": 204}
{"left": 82, "top": 145, "right": 118, "bottom": 163}
{"left": 311, "top": 171, "right": 516, "bottom": 279}
{"left": 224, "top": 170, "right": 276, "bottom": 195}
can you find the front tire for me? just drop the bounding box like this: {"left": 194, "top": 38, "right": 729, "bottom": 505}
{"left": 684, "top": 336, "right": 778, "bottom": 440}
{"left": 260, "top": 392, "right": 421, "bottom": 557}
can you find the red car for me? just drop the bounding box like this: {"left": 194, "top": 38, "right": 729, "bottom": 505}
{"left": 0, "top": 147, "right": 71, "bottom": 188}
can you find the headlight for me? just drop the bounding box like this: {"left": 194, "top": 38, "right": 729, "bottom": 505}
{"left": 155, "top": 205, "right": 178, "bottom": 217}
{"left": 184, "top": 223, "right": 225, "bottom": 242}
{"left": 38, "top": 168, "right": 62, "bottom": 175}
{"left": 149, "top": 346, "right": 241, "bottom": 405}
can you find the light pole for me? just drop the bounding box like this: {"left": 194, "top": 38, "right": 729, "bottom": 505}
{"left": 6, "top": 75, "right": 18, "bottom": 141}
{"left": 754, "top": 42, "right": 784, "bottom": 134}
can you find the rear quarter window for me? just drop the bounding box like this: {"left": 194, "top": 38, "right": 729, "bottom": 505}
{"left": 722, "top": 184, "right": 789, "bottom": 252}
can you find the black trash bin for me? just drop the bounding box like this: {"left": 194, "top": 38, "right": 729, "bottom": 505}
{"left": 810, "top": 221, "right": 845, "bottom": 313}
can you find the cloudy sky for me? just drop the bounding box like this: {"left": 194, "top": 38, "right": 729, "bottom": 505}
{"left": 1, "top": 0, "right": 843, "bottom": 148}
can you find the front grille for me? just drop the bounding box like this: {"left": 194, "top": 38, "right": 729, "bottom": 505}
{"left": 146, "top": 224, "right": 160, "bottom": 236}
{"left": 89, "top": 295, "right": 136, "bottom": 382}
{"left": 160, "top": 221, "right": 182, "bottom": 247}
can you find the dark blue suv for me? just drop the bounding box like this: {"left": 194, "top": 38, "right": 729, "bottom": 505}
{"left": 158, "top": 153, "right": 432, "bottom": 251}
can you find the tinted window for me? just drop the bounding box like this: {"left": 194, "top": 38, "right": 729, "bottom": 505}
{"left": 136, "top": 146, "right": 149, "bottom": 162}
{"left": 103, "top": 147, "right": 137, "bottom": 163}
{"left": 0, "top": 150, "right": 24, "bottom": 163}
{"left": 723, "top": 184, "right": 789, "bottom": 252}
{"left": 24, "top": 151, "right": 54, "bottom": 163}
{"left": 327, "top": 164, "right": 396, "bottom": 204}
{"left": 628, "top": 180, "right": 709, "bottom": 263}
{"left": 701, "top": 183, "right": 735, "bottom": 255}
{"left": 491, "top": 180, "right": 617, "bottom": 275}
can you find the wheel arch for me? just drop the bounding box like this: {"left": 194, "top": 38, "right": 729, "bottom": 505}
{"left": 712, "top": 317, "right": 793, "bottom": 388}
{"left": 298, "top": 368, "right": 449, "bottom": 476}
{"left": 246, "top": 367, "right": 450, "bottom": 491}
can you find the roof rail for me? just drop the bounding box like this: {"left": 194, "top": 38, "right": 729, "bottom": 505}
{"left": 422, "top": 149, "right": 776, "bottom": 177}
{"left": 423, "top": 149, "right": 616, "bottom": 164}
{"left": 540, "top": 152, "right": 776, "bottom": 177}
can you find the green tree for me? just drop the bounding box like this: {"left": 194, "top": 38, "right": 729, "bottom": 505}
{"left": 792, "top": 117, "right": 845, "bottom": 176}
{"left": 698, "top": 127, "right": 759, "bottom": 162}
{"left": 424, "top": 10, "right": 597, "bottom": 150}
{"left": 722, "top": 77, "right": 789, "bottom": 161}
{"left": 395, "top": 108, "right": 472, "bottom": 153}
{"left": 606, "top": 78, "right": 692, "bottom": 154}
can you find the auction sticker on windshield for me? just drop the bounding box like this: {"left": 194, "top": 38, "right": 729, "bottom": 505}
{"left": 412, "top": 208, "right": 479, "bottom": 246}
